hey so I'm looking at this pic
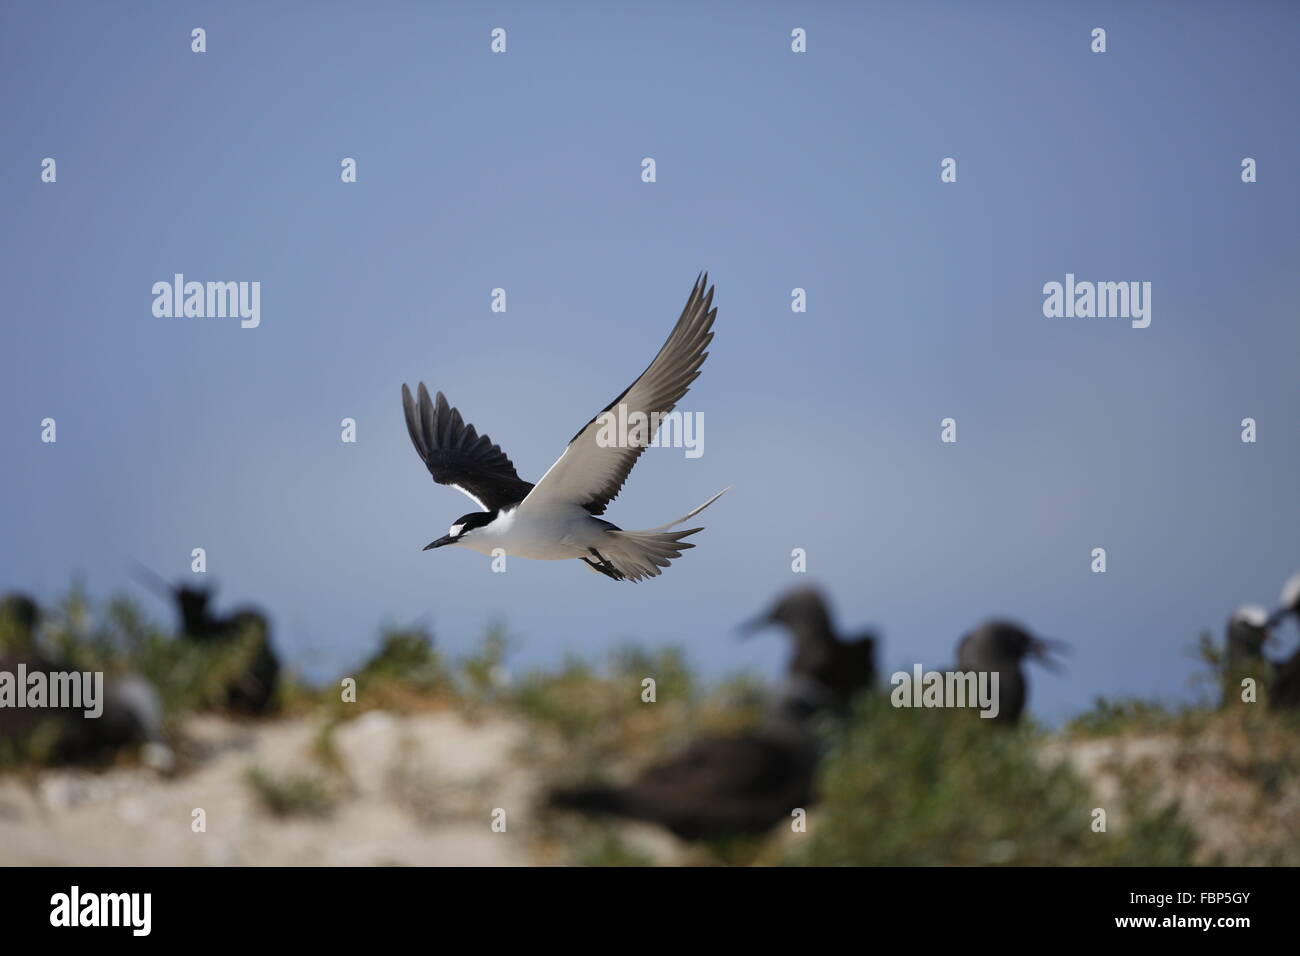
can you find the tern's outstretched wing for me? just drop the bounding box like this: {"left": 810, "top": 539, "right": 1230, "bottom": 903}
{"left": 518, "top": 274, "right": 717, "bottom": 517}
{"left": 401, "top": 384, "right": 534, "bottom": 511}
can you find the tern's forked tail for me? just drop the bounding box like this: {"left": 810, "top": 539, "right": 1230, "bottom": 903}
{"left": 642, "top": 486, "right": 732, "bottom": 532}
{"left": 589, "top": 487, "right": 731, "bottom": 582}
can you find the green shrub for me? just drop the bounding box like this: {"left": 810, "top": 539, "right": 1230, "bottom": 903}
{"left": 788, "top": 694, "right": 1199, "bottom": 866}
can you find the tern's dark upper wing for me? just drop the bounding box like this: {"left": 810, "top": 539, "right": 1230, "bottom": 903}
{"left": 401, "top": 384, "right": 534, "bottom": 511}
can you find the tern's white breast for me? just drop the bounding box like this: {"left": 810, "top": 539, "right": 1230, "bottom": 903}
{"left": 457, "top": 505, "right": 602, "bottom": 560}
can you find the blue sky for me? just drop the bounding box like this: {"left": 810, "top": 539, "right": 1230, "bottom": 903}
{"left": 2, "top": 1, "right": 1297, "bottom": 722}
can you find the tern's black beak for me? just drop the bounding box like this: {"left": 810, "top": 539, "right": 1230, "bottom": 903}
{"left": 423, "top": 535, "right": 456, "bottom": 551}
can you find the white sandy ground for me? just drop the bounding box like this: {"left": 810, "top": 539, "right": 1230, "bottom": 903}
{"left": 0, "top": 711, "right": 542, "bottom": 866}
{"left": 2, "top": 712, "right": 1294, "bottom": 865}
{"left": 1043, "top": 730, "right": 1300, "bottom": 864}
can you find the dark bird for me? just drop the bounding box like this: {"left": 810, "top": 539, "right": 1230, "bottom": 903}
{"left": 0, "top": 593, "right": 171, "bottom": 769}
{"left": 547, "top": 677, "right": 832, "bottom": 842}
{"left": 56, "top": 673, "right": 172, "bottom": 770}
{"left": 401, "top": 274, "right": 729, "bottom": 581}
{"left": 175, "top": 588, "right": 278, "bottom": 715}
{"left": 131, "top": 567, "right": 279, "bottom": 715}
{"left": 1270, "top": 651, "right": 1300, "bottom": 711}
{"left": 741, "top": 587, "right": 876, "bottom": 714}
{"left": 955, "top": 620, "right": 1064, "bottom": 726}
{"left": 1222, "top": 604, "right": 1273, "bottom": 707}
{"left": 1226, "top": 604, "right": 1272, "bottom": 669}
{"left": 1266, "top": 571, "right": 1300, "bottom": 711}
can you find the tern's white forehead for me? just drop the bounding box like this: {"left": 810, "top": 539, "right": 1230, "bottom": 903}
{"left": 448, "top": 523, "right": 465, "bottom": 537}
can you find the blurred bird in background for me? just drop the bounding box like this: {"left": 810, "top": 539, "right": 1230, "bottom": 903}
{"left": 1222, "top": 604, "right": 1274, "bottom": 707}
{"left": 548, "top": 674, "right": 833, "bottom": 844}
{"left": 1226, "top": 604, "right": 1273, "bottom": 671}
{"left": 0, "top": 593, "right": 171, "bottom": 769}
{"left": 740, "top": 587, "right": 876, "bottom": 715}
{"left": 1266, "top": 570, "right": 1300, "bottom": 711}
{"left": 131, "top": 564, "right": 280, "bottom": 715}
{"left": 547, "top": 588, "right": 874, "bottom": 844}
{"left": 954, "top": 620, "right": 1065, "bottom": 727}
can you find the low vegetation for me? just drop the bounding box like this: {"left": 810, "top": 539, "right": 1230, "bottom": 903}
{"left": 5, "top": 588, "right": 1300, "bottom": 864}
